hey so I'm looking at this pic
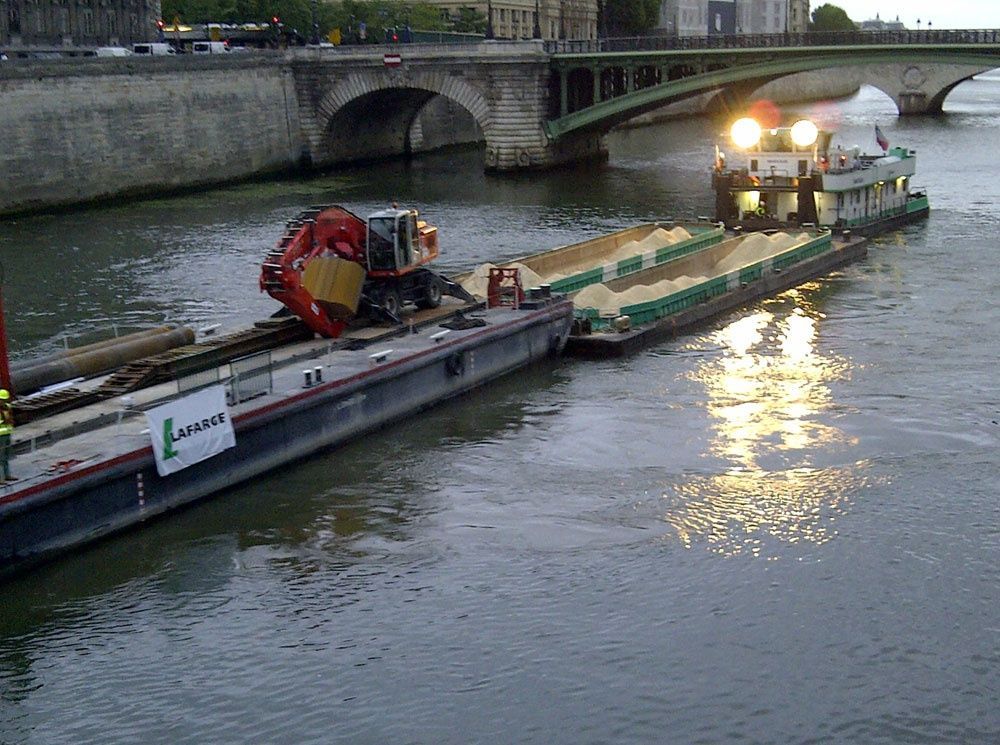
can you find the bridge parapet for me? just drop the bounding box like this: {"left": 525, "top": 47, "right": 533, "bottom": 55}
{"left": 547, "top": 29, "right": 1000, "bottom": 55}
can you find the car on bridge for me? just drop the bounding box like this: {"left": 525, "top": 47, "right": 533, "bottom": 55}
{"left": 132, "top": 43, "right": 177, "bottom": 56}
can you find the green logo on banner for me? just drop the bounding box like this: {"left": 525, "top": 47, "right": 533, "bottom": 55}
{"left": 162, "top": 417, "right": 179, "bottom": 460}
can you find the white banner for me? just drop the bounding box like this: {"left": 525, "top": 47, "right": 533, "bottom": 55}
{"left": 145, "top": 385, "right": 236, "bottom": 477}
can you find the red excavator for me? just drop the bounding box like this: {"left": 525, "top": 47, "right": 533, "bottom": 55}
{"left": 259, "top": 205, "right": 474, "bottom": 338}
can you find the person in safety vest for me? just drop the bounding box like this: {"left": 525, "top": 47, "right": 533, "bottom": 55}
{"left": 0, "top": 389, "right": 14, "bottom": 481}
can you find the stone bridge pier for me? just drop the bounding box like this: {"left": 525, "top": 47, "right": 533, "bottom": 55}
{"left": 863, "top": 62, "right": 993, "bottom": 114}
{"left": 290, "top": 42, "right": 604, "bottom": 172}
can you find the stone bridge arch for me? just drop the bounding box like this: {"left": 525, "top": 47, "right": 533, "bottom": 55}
{"left": 304, "top": 70, "right": 492, "bottom": 167}
{"left": 702, "top": 62, "right": 991, "bottom": 117}
{"left": 861, "top": 62, "right": 992, "bottom": 114}
{"left": 291, "top": 43, "right": 605, "bottom": 172}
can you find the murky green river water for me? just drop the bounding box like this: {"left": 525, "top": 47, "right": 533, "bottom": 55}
{"left": 0, "top": 78, "right": 998, "bottom": 743}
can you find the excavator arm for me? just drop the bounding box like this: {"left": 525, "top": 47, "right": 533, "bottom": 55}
{"left": 259, "top": 206, "right": 369, "bottom": 338}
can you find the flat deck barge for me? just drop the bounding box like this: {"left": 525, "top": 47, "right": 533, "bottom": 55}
{"left": 1, "top": 299, "right": 572, "bottom": 578}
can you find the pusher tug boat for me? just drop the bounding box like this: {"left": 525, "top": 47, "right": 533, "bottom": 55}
{"left": 713, "top": 117, "right": 929, "bottom": 235}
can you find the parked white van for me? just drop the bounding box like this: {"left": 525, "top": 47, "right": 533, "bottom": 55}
{"left": 95, "top": 46, "right": 132, "bottom": 57}
{"left": 192, "top": 41, "right": 229, "bottom": 54}
{"left": 132, "top": 43, "right": 176, "bottom": 56}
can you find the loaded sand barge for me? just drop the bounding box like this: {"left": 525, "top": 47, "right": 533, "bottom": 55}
{"left": 0, "top": 205, "right": 573, "bottom": 579}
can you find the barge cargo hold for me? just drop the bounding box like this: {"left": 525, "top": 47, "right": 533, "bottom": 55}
{"left": 0, "top": 299, "right": 572, "bottom": 579}
{"left": 566, "top": 229, "right": 868, "bottom": 357}
{"left": 459, "top": 221, "right": 725, "bottom": 298}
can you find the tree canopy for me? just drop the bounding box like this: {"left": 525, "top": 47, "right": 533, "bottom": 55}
{"left": 159, "top": 0, "right": 486, "bottom": 41}
{"left": 809, "top": 4, "right": 857, "bottom": 32}
{"left": 604, "top": 0, "right": 661, "bottom": 36}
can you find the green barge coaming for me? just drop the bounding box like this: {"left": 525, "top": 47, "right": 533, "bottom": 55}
{"left": 458, "top": 221, "right": 726, "bottom": 299}
{"left": 565, "top": 228, "right": 869, "bottom": 357}
{"left": 513, "top": 221, "right": 725, "bottom": 294}
{"left": 575, "top": 229, "right": 833, "bottom": 330}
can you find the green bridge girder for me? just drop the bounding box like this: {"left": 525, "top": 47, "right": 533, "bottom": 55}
{"left": 544, "top": 45, "right": 1000, "bottom": 140}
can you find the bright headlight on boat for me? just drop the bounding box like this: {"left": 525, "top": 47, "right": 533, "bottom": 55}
{"left": 790, "top": 119, "right": 819, "bottom": 147}
{"left": 730, "top": 118, "right": 761, "bottom": 149}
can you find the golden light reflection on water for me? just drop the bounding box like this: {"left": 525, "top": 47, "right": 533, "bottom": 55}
{"left": 665, "top": 291, "right": 869, "bottom": 556}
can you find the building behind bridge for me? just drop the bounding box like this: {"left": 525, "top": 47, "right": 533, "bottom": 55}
{"left": 428, "top": 1, "right": 809, "bottom": 40}
{"left": 432, "top": 0, "right": 598, "bottom": 40}
{"left": 658, "top": 1, "right": 810, "bottom": 36}
{"left": 1, "top": 0, "right": 162, "bottom": 54}
{"left": 859, "top": 14, "right": 906, "bottom": 32}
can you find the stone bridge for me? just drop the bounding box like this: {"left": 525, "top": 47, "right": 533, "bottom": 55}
{"left": 291, "top": 30, "right": 1000, "bottom": 172}
{"left": 3, "top": 33, "right": 999, "bottom": 215}
{"left": 289, "top": 41, "right": 603, "bottom": 173}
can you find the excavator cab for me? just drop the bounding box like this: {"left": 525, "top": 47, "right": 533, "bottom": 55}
{"left": 367, "top": 209, "right": 421, "bottom": 274}
{"left": 261, "top": 204, "right": 470, "bottom": 338}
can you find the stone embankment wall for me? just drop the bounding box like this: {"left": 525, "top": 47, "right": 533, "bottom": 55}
{"left": 0, "top": 54, "right": 301, "bottom": 216}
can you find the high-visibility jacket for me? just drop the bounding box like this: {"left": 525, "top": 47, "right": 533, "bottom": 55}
{"left": 0, "top": 405, "right": 13, "bottom": 436}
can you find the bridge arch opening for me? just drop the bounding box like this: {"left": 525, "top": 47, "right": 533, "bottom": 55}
{"left": 322, "top": 88, "right": 484, "bottom": 164}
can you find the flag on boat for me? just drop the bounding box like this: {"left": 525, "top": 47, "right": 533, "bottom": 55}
{"left": 875, "top": 125, "right": 889, "bottom": 151}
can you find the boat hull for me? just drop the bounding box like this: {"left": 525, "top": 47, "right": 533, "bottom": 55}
{"left": 0, "top": 302, "right": 572, "bottom": 579}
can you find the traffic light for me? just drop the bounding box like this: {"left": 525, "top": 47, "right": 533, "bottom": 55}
{"left": 272, "top": 16, "right": 281, "bottom": 26}
{"left": 156, "top": 19, "right": 165, "bottom": 30}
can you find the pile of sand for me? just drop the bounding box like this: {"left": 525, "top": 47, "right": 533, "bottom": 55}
{"left": 605, "top": 226, "right": 693, "bottom": 265}
{"left": 460, "top": 261, "right": 546, "bottom": 299}
{"left": 572, "top": 274, "right": 704, "bottom": 316}
{"left": 573, "top": 231, "right": 810, "bottom": 316}
{"left": 461, "top": 226, "right": 696, "bottom": 298}
{"left": 714, "top": 231, "right": 809, "bottom": 274}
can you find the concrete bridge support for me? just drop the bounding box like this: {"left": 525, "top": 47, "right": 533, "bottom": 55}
{"left": 863, "top": 63, "right": 993, "bottom": 114}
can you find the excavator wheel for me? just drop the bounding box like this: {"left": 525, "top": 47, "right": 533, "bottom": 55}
{"left": 380, "top": 288, "right": 403, "bottom": 318}
{"left": 416, "top": 277, "right": 443, "bottom": 310}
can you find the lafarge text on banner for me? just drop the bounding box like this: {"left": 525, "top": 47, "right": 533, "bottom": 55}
{"left": 145, "top": 385, "right": 236, "bottom": 476}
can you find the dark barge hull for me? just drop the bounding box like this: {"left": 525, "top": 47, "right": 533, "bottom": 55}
{"left": 719, "top": 201, "right": 930, "bottom": 238}
{"left": 565, "top": 236, "right": 868, "bottom": 358}
{"left": 0, "top": 302, "right": 572, "bottom": 579}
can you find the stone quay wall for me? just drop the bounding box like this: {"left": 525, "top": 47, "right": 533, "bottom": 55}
{"left": 0, "top": 54, "right": 302, "bottom": 216}
{"left": 1, "top": 48, "right": 872, "bottom": 216}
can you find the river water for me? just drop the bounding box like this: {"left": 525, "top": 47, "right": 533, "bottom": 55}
{"left": 1, "top": 78, "right": 998, "bottom": 743}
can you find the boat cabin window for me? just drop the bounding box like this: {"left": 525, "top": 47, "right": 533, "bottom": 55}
{"left": 405, "top": 214, "right": 419, "bottom": 265}
{"left": 368, "top": 217, "right": 397, "bottom": 271}
{"left": 759, "top": 130, "right": 794, "bottom": 152}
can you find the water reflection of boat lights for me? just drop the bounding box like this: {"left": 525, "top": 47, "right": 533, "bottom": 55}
{"left": 665, "top": 296, "right": 867, "bottom": 556}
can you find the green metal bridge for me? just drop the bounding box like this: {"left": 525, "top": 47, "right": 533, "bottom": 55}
{"left": 543, "top": 30, "right": 1000, "bottom": 141}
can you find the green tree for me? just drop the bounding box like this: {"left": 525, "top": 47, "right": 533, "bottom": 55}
{"left": 809, "top": 4, "right": 857, "bottom": 32}
{"left": 604, "top": 0, "right": 661, "bottom": 36}
{"left": 160, "top": 0, "right": 477, "bottom": 42}
{"left": 451, "top": 7, "right": 487, "bottom": 34}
